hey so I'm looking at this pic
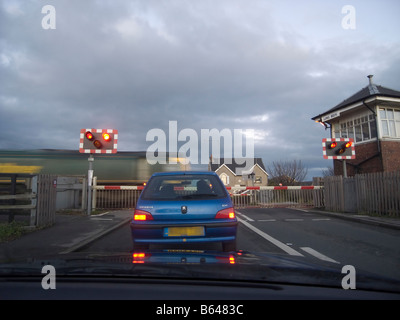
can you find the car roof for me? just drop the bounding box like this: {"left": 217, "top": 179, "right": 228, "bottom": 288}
{"left": 151, "top": 171, "right": 218, "bottom": 177}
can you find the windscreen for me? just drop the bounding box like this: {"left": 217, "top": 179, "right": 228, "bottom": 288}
{"left": 141, "top": 174, "right": 228, "bottom": 200}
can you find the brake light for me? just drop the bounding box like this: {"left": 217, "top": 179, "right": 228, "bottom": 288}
{"left": 133, "top": 253, "right": 146, "bottom": 258}
{"left": 134, "top": 215, "right": 146, "bottom": 221}
{"left": 215, "top": 207, "right": 235, "bottom": 219}
{"left": 132, "top": 252, "right": 151, "bottom": 263}
{"left": 216, "top": 254, "right": 236, "bottom": 264}
{"left": 133, "top": 209, "right": 154, "bottom": 221}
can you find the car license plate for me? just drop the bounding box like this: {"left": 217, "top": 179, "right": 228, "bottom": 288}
{"left": 164, "top": 226, "right": 204, "bottom": 237}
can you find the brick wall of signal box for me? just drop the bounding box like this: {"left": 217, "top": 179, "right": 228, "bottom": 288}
{"left": 334, "top": 140, "right": 382, "bottom": 176}
{"left": 381, "top": 140, "right": 400, "bottom": 172}
{"left": 334, "top": 140, "right": 400, "bottom": 176}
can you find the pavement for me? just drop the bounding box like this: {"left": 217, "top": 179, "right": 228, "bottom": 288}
{"left": 0, "top": 210, "right": 133, "bottom": 262}
{"left": 309, "top": 209, "right": 400, "bottom": 230}
{"left": 0, "top": 208, "right": 399, "bottom": 263}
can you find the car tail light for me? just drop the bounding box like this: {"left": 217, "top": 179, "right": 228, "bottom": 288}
{"left": 215, "top": 207, "right": 235, "bottom": 219}
{"left": 132, "top": 252, "right": 151, "bottom": 263}
{"left": 216, "top": 254, "right": 236, "bottom": 264}
{"left": 133, "top": 209, "right": 154, "bottom": 221}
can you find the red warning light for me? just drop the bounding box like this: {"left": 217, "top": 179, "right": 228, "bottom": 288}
{"left": 102, "top": 132, "right": 111, "bottom": 141}
{"left": 85, "top": 131, "right": 94, "bottom": 140}
{"left": 93, "top": 140, "right": 102, "bottom": 149}
{"left": 338, "top": 141, "right": 353, "bottom": 154}
{"left": 329, "top": 141, "right": 337, "bottom": 149}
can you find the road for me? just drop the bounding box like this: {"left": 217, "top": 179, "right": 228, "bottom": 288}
{"left": 235, "top": 208, "right": 400, "bottom": 281}
{"left": 78, "top": 208, "right": 400, "bottom": 281}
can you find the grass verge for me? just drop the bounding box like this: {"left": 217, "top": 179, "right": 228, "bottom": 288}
{"left": 0, "top": 221, "right": 29, "bottom": 243}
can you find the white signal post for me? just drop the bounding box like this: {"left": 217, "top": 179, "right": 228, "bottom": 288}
{"left": 87, "top": 155, "right": 94, "bottom": 215}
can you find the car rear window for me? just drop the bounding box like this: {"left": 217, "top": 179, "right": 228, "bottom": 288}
{"left": 141, "top": 174, "right": 228, "bottom": 200}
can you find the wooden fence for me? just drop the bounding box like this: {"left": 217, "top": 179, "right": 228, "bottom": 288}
{"left": 324, "top": 171, "right": 400, "bottom": 217}
{"left": 34, "top": 174, "right": 57, "bottom": 226}
{"left": 0, "top": 174, "right": 57, "bottom": 227}
{"left": 323, "top": 176, "right": 346, "bottom": 213}
{"left": 355, "top": 171, "right": 400, "bottom": 216}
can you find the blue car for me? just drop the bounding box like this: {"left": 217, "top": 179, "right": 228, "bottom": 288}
{"left": 130, "top": 171, "right": 237, "bottom": 252}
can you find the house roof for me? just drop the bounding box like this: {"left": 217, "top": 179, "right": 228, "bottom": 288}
{"left": 209, "top": 157, "right": 267, "bottom": 176}
{"left": 312, "top": 76, "right": 400, "bottom": 121}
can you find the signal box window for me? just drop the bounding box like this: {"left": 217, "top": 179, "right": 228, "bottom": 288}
{"left": 380, "top": 108, "right": 400, "bottom": 138}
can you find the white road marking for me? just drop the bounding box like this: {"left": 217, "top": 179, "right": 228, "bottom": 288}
{"left": 90, "top": 212, "right": 112, "bottom": 220}
{"left": 236, "top": 210, "right": 338, "bottom": 263}
{"left": 300, "top": 247, "right": 340, "bottom": 264}
{"left": 258, "top": 219, "right": 277, "bottom": 222}
{"left": 237, "top": 217, "right": 303, "bottom": 256}
{"left": 92, "top": 212, "right": 110, "bottom": 216}
{"left": 235, "top": 211, "right": 254, "bottom": 221}
{"left": 294, "top": 208, "right": 309, "bottom": 213}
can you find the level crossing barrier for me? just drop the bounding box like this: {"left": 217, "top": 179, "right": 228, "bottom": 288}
{"left": 227, "top": 186, "right": 324, "bottom": 209}
{"left": 92, "top": 184, "right": 324, "bottom": 210}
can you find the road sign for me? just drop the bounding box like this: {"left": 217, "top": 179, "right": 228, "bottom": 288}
{"left": 322, "top": 138, "right": 355, "bottom": 159}
{"left": 79, "top": 129, "right": 118, "bottom": 154}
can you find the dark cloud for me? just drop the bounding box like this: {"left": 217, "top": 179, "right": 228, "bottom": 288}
{"left": 1, "top": 0, "right": 399, "bottom": 179}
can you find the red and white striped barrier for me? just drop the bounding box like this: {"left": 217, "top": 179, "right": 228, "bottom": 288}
{"left": 94, "top": 185, "right": 144, "bottom": 190}
{"left": 93, "top": 185, "right": 321, "bottom": 191}
{"left": 226, "top": 186, "right": 322, "bottom": 190}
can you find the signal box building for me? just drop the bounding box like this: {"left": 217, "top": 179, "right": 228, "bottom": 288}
{"left": 312, "top": 75, "right": 400, "bottom": 176}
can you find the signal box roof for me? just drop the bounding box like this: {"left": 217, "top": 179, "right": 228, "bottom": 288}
{"left": 312, "top": 75, "right": 400, "bottom": 122}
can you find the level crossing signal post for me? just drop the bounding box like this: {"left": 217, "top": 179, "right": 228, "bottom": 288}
{"left": 79, "top": 129, "right": 118, "bottom": 215}
{"left": 322, "top": 138, "right": 355, "bottom": 178}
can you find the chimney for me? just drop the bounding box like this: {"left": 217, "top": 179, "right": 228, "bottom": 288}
{"left": 367, "top": 74, "right": 379, "bottom": 95}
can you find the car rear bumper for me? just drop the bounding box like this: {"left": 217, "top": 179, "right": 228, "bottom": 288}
{"left": 130, "top": 221, "right": 237, "bottom": 244}
{"left": 133, "top": 236, "right": 236, "bottom": 244}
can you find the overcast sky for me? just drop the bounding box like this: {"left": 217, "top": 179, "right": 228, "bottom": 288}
{"left": 1, "top": 0, "right": 400, "bottom": 179}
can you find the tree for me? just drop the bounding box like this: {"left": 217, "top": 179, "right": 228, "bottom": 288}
{"left": 267, "top": 160, "right": 308, "bottom": 186}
